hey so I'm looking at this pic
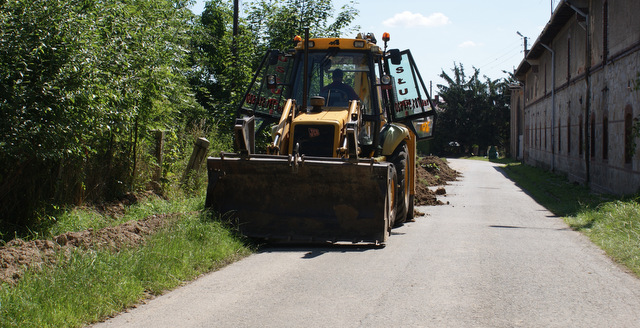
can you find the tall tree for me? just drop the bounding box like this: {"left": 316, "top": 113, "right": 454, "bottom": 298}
{"left": 435, "top": 63, "right": 511, "bottom": 155}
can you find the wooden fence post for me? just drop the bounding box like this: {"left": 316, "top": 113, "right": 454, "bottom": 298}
{"left": 182, "top": 137, "right": 210, "bottom": 183}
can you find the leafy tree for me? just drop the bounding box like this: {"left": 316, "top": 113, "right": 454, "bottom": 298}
{"left": 0, "top": 0, "right": 201, "bottom": 229}
{"left": 434, "top": 63, "right": 511, "bottom": 155}
{"left": 245, "top": 0, "right": 359, "bottom": 55}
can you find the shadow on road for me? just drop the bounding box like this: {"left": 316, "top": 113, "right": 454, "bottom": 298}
{"left": 257, "top": 242, "right": 384, "bottom": 259}
{"left": 489, "top": 224, "right": 572, "bottom": 231}
{"left": 490, "top": 162, "right": 616, "bottom": 218}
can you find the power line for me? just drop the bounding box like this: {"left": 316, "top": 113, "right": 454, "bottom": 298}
{"left": 480, "top": 51, "right": 523, "bottom": 76}
{"left": 475, "top": 42, "right": 522, "bottom": 71}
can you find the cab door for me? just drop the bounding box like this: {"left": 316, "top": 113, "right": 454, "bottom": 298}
{"left": 240, "top": 50, "right": 294, "bottom": 121}
{"left": 384, "top": 50, "right": 435, "bottom": 139}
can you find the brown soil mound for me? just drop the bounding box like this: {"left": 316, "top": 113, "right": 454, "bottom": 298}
{"left": 0, "top": 214, "right": 174, "bottom": 285}
{"left": 414, "top": 156, "right": 460, "bottom": 206}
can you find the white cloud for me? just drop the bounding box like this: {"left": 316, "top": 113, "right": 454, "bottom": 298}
{"left": 383, "top": 11, "right": 451, "bottom": 28}
{"left": 458, "top": 41, "right": 482, "bottom": 48}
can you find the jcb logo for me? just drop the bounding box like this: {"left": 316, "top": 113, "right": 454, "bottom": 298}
{"left": 308, "top": 128, "right": 320, "bottom": 138}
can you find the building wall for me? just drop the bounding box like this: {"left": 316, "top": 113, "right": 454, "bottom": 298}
{"left": 516, "top": 0, "right": 640, "bottom": 195}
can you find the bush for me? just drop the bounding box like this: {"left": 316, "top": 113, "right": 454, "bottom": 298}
{"left": 0, "top": 0, "right": 205, "bottom": 233}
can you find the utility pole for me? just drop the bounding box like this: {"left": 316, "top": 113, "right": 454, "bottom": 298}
{"left": 517, "top": 31, "right": 529, "bottom": 56}
{"left": 232, "top": 0, "right": 239, "bottom": 88}
{"left": 233, "top": 0, "right": 239, "bottom": 38}
{"left": 233, "top": 0, "right": 239, "bottom": 53}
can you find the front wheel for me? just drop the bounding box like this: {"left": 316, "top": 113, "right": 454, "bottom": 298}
{"left": 390, "top": 142, "right": 410, "bottom": 226}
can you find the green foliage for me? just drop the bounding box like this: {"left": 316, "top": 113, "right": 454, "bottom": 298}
{"left": 245, "top": 0, "right": 359, "bottom": 54}
{"left": 434, "top": 64, "right": 511, "bottom": 155}
{"left": 565, "top": 200, "right": 640, "bottom": 277}
{"left": 188, "top": 0, "right": 256, "bottom": 133}
{"left": 0, "top": 0, "right": 204, "bottom": 228}
{"left": 1, "top": 0, "right": 199, "bottom": 162}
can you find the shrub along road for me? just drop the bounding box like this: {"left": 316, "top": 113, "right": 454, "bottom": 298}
{"left": 92, "top": 159, "right": 640, "bottom": 327}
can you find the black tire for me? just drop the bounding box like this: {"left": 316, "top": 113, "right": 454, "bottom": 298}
{"left": 406, "top": 194, "right": 415, "bottom": 222}
{"left": 390, "top": 142, "right": 410, "bottom": 226}
{"left": 386, "top": 166, "right": 398, "bottom": 234}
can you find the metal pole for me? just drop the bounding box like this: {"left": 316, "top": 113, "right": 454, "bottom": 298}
{"left": 302, "top": 27, "right": 309, "bottom": 111}
{"left": 566, "top": 0, "right": 590, "bottom": 185}
{"left": 232, "top": 0, "right": 240, "bottom": 89}
{"left": 233, "top": 0, "right": 239, "bottom": 38}
{"left": 541, "top": 43, "right": 555, "bottom": 171}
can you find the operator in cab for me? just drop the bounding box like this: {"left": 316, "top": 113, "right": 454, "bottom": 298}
{"left": 321, "top": 69, "right": 360, "bottom": 105}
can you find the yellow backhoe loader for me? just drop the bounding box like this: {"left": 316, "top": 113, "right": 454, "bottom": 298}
{"left": 205, "top": 31, "right": 435, "bottom": 244}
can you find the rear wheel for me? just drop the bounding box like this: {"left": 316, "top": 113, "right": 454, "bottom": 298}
{"left": 390, "top": 142, "right": 410, "bottom": 226}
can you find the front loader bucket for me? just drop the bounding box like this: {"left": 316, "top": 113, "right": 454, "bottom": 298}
{"left": 205, "top": 153, "right": 394, "bottom": 244}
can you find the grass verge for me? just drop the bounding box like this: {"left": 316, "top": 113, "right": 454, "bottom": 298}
{"left": 500, "top": 161, "right": 640, "bottom": 278}
{"left": 565, "top": 201, "right": 640, "bottom": 277}
{"left": 0, "top": 195, "right": 251, "bottom": 328}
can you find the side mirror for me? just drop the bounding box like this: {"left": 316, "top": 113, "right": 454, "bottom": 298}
{"left": 388, "top": 49, "right": 401, "bottom": 65}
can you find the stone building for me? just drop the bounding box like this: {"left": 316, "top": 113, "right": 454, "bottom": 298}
{"left": 511, "top": 0, "right": 640, "bottom": 195}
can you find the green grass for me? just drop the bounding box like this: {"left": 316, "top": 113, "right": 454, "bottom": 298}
{"left": 565, "top": 201, "right": 640, "bottom": 277}
{"left": 44, "top": 193, "right": 202, "bottom": 237}
{"left": 0, "top": 195, "right": 251, "bottom": 328}
{"left": 499, "top": 161, "right": 640, "bottom": 278}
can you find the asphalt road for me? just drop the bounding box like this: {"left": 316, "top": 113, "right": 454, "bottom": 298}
{"left": 92, "top": 158, "right": 640, "bottom": 327}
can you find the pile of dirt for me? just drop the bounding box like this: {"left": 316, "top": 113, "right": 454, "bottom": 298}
{"left": 0, "top": 213, "right": 173, "bottom": 285}
{"left": 414, "top": 156, "right": 460, "bottom": 206}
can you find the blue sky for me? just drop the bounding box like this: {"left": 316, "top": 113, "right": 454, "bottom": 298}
{"left": 190, "top": 0, "right": 559, "bottom": 91}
